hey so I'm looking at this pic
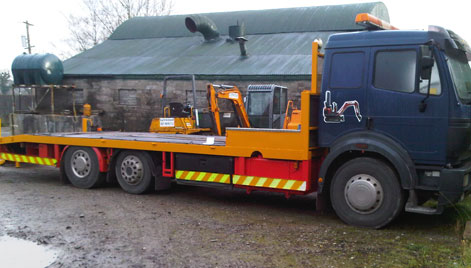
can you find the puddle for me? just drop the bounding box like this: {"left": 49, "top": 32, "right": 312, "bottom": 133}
{"left": 0, "top": 236, "right": 58, "bottom": 268}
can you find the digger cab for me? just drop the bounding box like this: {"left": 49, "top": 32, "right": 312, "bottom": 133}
{"left": 246, "top": 85, "right": 287, "bottom": 129}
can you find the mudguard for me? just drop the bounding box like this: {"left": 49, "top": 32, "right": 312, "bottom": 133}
{"left": 318, "top": 131, "right": 417, "bottom": 193}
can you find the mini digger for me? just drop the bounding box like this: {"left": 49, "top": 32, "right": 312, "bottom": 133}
{"left": 150, "top": 75, "right": 300, "bottom": 135}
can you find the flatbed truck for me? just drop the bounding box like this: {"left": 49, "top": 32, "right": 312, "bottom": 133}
{"left": 2, "top": 14, "right": 471, "bottom": 228}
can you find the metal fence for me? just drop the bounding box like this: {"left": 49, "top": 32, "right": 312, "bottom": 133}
{"left": 0, "top": 94, "right": 33, "bottom": 126}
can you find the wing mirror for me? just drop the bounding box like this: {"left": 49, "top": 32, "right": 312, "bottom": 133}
{"left": 420, "top": 45, "right": 434, "bottom": 80}
{"left": 419, "top": 45, "right": 434, "bottom": 112}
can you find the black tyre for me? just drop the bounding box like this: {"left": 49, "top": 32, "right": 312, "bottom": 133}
{"left": 330, "top": 157, "right": 404, "bottom": 228}
{"left": 115, "top": 150, "right": 153, "bottom": 194}
{"left": 64, "top": 146, "right": 104, "bottom": 189}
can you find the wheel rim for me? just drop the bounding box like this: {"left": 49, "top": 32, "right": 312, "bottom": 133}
{"left": 120, "top": 155, "right": 144, "bottom": 185}
{"left": 71, "top": 150, "right": 92, "bottom": 178}
{"left": 344, "top": 174, "right": 383, "bottom": 214}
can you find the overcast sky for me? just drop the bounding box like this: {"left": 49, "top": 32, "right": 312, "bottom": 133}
{"left": 1, "top": 0, "right": 470, "bottom": 72}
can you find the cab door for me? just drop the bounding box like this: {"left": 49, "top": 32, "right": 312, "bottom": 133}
{"left": 318, "top": 48, "right": 369, "bottom": 146}
{"left": 367, "top": 46, "right": 448, "bottom": 165}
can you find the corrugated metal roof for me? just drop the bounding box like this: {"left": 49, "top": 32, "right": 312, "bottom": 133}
{"left": 110, "top": 2, "right": 389, "bottom": 39}
{"left": 64, "top": 2, "right": 389, "bottom": 77}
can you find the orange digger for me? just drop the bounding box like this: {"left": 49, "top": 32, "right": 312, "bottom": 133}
{"left": 206, "top": 84, "right": 250, "bottom": 136}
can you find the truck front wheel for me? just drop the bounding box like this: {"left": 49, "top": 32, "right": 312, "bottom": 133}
{"left": 330, "top": 157, "right": 404, "bottom": 228}
{"left": 115, "top": 151, "right": 153, "bottom": 194}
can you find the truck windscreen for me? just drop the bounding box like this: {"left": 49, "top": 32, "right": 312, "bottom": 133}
{"left": 448, "top": 53, "right": 471, "bottom": 103}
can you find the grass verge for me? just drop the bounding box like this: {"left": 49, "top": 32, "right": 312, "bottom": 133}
{"left": 446, "top": 196, "right": 471, "bottom": 267}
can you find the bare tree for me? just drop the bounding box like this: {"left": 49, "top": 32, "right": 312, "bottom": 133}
{"left": 0, "top": 71, "right": 12, "bottom": 95}
{"left": 67, "top": 0, "right": 173, "bottom": 52}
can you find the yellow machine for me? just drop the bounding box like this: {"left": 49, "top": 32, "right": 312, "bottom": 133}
{"left": 149, "top": 118, "right": 201, "bottom": 134}
{"left": 149, "top": 103, "right": 206, "bottom": 134}
{"left": 149, "top": 75, "right": 210, "bottom": 134}
{"left": 283, "top": 100, "right": 302, "bottom": 130}
{"left": 206, "top": 84, "right": 251, "bottom": 136}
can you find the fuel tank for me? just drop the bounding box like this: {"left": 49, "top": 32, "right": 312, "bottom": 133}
{"left": 11, "top": 53, "right": 64, "bottom": 85}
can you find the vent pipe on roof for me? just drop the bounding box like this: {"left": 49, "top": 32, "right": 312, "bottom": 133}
{"left": 236, "top": 37, "right": 248, "bottom": 57}
{"left": 185, "top": 15, "right": 220, "bottom": 41}
{"left": 230, "top": 22, "right": 248, "bottom": 57}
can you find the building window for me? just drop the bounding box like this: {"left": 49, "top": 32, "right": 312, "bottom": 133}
{"left": 119, "top": 89, "right": 137, "bottom": 106}
{"left": 374, "top": 50, "right": 417, "bottom": 93}
{"left": 329, "top": 52, "right": 364, "bottom": 89}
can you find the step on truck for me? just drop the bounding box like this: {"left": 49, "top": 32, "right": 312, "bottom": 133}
{"left": 2, "top": 14, "right": 471, "bottom": 228}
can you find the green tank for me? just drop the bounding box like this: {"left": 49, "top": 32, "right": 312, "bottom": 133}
{"left": 11, "top": 53, "right": 64, "bottom": 85}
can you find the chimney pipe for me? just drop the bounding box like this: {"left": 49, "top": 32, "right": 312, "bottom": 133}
{"left": 185, "top": 15, "right": 220, "bottom": 41}
{"left": 235, "top": 37, "right": 248, "bottom": 57}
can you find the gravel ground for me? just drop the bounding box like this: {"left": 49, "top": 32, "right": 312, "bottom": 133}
{"left": 0, "top": 163, "right": 467, "bottom": 267}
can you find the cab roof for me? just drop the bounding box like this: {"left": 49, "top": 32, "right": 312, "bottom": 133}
{"left": 325, "top": 30, "right": 448, "bottom": 49}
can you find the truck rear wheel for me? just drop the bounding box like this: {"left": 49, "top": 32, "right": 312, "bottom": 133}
{"left": 115, "top": 151, "right": 153, "bottom": 194}
{"left": 330, "top": 157, "right": 404, "bottom": 228}
{"left": 64, "top": 147, "right": 104, "bottom": 189}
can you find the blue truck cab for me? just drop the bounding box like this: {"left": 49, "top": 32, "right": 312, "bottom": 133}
{"left": 317, "top": 26, "right": 471, "bottom": 227}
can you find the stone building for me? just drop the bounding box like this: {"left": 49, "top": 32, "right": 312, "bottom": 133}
{"left": 61, "top": 2, "right": 390, "bottom": 131}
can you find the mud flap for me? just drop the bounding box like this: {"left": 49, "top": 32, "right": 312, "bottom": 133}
{"left": 316, "top": 193, "right": 326, "bottom": 212}
{"left": 59, "top": 158, "right": 70, "bottom": 185}
{"left": 155, "top": 176, "right": 172, "bottom": 191}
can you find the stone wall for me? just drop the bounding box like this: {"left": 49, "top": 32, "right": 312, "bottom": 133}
{"left": 62, "top": 77, "right": 314, "bottom": 132}
{"left": 10, "top": 114, "right": 101, "bottom": 135}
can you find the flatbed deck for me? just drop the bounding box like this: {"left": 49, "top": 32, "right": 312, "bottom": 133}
{"left": 36, "top": 132, "right": 227, "bottom": 146}
{"left": 0, "top": 128, "right": 311, "bottom": 160}
{"left": 0, "top": 91, "right": 317, "bottom": 160}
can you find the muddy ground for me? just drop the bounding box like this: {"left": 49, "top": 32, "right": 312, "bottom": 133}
{"left": 0, "top": 163, "right": 468, "bottom": 267}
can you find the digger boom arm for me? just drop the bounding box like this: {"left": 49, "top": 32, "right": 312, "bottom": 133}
{"left": 207, "top": 84, "right": 251, "bottom": 136}
{"left": 207, "top": 84, "right": 222, "bottom": 135}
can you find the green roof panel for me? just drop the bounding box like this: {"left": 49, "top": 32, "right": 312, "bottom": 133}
{"left": 64, "top": 2, "right": 389, "bottom": 77}
{"left": 110, "top": 2, "right": 389, "bottom": 39}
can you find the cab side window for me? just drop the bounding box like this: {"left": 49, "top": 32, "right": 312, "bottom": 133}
{"left": 374, "top": 50, "right": 416, "bottom": 93}
{"left": 329, "top": 52, "right": 364, "bottom": 89}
